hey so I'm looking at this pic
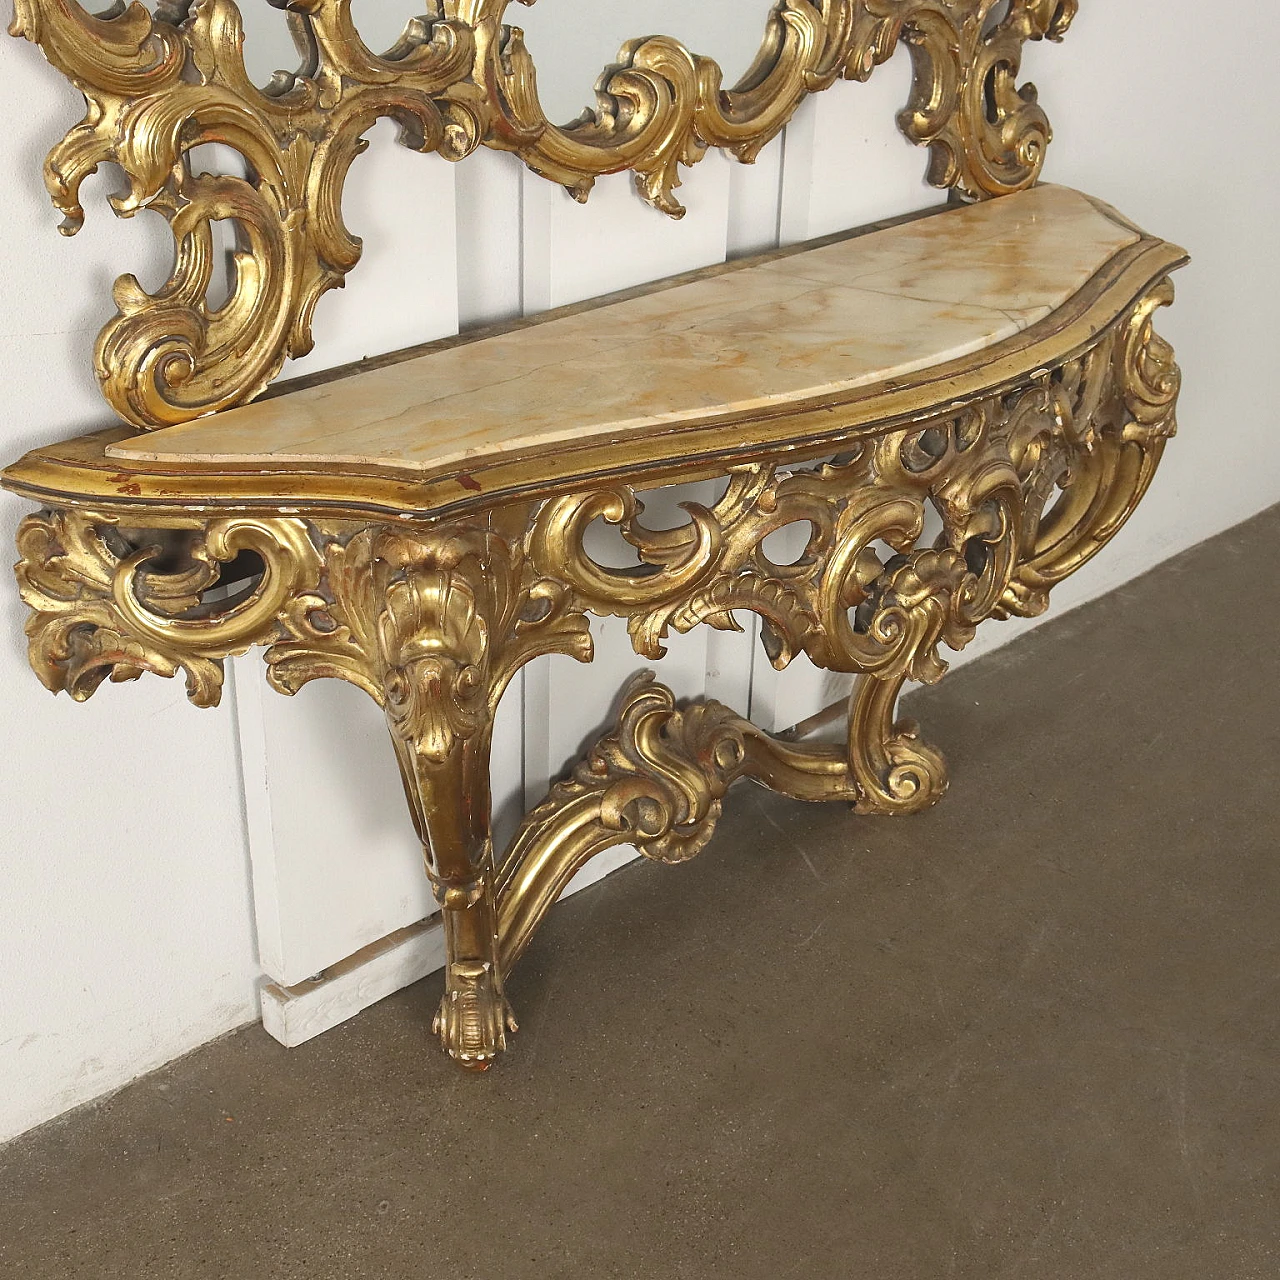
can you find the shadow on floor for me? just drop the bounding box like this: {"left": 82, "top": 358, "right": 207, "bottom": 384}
{"left": 3, "top": 506, "right": 1279, "bottom": 1279}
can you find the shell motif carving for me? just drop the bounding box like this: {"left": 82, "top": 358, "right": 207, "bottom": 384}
{"left": 264, "top": 518, "right": 592, "bottom": 765}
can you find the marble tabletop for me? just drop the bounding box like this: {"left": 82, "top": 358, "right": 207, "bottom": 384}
{"left": 109, "top": 186, "right": 1141, "bottom": 473}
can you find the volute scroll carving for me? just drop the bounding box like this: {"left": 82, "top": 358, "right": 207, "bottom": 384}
{"left": 14, "top": 507, "right": 325, "bottom": 706}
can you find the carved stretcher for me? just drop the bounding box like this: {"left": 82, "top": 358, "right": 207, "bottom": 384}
{"left": 4, "top": 183, "right": 1185, "bottom": 1067}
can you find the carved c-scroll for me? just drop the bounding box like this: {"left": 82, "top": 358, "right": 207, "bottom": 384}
{"left": 14, "top": 506, "right": 324, "bottom": 705}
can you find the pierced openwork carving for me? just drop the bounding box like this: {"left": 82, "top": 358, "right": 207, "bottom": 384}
{"left": 8, "top": 281, "right": 1180, "bottom": 1068}
{"left": 15, "top": 508, "right": 324, "bottom": 705}
{"left": 11, "top": 0, "right": 1075, "bottom": 427}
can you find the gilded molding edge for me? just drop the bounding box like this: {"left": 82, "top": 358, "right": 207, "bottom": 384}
{"left": 7, "top": 281, "right": 1180, "bottom": 1068}
{"left": 10, "top": 0, "right": 1075, "bottom": 427}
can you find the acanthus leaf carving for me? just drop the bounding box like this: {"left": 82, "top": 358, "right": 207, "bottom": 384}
{"left": 527, "top": 674, "right": 749, "bottom": 868}
{"left": 4, "top": 279, "right": 1181, "bottom": 1069}
{"left": 266, "top": 513, "right": 593, "bottom": 764}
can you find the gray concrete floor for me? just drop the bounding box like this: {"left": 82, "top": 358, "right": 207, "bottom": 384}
{"left": 3, "top": 506, "right": 1279, "bottom": 1279}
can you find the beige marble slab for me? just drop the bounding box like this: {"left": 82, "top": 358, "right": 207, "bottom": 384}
{"left": 110, "top": 186, "right": 1139, "bottom": 473}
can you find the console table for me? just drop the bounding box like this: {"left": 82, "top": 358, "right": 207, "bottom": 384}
{"left": 3, "top": 1, "right": 1184, "bottom": 1069}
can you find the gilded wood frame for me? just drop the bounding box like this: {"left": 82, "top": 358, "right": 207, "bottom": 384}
{"left": 12, "top": 0, "right": 1076, "bottom": 428}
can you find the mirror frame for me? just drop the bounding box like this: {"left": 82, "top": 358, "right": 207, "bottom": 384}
{"left": 10, "top": 0, "right": 1077, "bottom": 428}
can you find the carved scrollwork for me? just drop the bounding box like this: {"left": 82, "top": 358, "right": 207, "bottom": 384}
{"left": 496, "top": 671, "right": 871, "bottom": 971}
{"left": 12, "top": 0, "right": 478, "bottom": 428}
{"left": 524, "top": 284, "right": 1179, "bottom": 819}
{"left": 999, "top": 279, "right": 1180, "bottom": 618}
{"left": 898, "top": 0, "right": 1077, "bottom": 199}
{"left": 492, "top": 1, "right": 842, "bottom": 216}
{"left": 529, "top": 411, "right": 1023, "bottom": 693}
{"left": 5, "top": 278, "right": 1181, "bottom": 1070}
{"left": 494, "top": 675, "right": 749, "bottom": 970}
{"left": 14, "top": 506, "right": 324, "bottom": 705}
{"left": 12, "top": 0, "right": 1075, "bottom": 426}
{"left": 432, "top": 958, "right": 517, "bottom": 1069}
{"left": 532, "top": 284, "right": 1178, "bottom": 700}
{"left": 531, "top": 675, "right": 749, "bottom": 866}
{"left": 1119, "top": 278, "right": 1181, "bottom": 437}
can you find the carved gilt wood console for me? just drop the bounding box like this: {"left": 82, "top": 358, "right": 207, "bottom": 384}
{"left": 4, "top": 1, "right": 1184, "bottom": 1068}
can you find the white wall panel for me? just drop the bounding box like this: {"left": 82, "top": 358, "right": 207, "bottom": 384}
{"left": 0, "top": 50, "right": 257, "bottom": 1143}
{"left": 233, "top": 135, "right": 462, "bottom": 986}
{"left": 235, "top": 666, "right": 435, "bottom": 986}
{"left": 521, "top": 152, "right": 735, "bottom": 311}
{"left": 455, "top": 147, "right": 524, "bottom": 328}
{"left": 779, "top": 52, "right": 938, "bottom": 244}
{"left": 727, "top": 136, "right": 785, "bottom": 258}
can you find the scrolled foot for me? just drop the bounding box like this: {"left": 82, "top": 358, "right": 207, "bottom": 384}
{"left": 848, "top": 673, "right": 950, "bottom": 817}
{"left": 853, "top": 714, "right": 948, "bottom": 816}
{"left": 431, "top": 961, "right": 518, "bottom": 1070}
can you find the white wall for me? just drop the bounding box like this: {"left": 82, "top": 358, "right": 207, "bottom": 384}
{"left": 0, "top": 50, "right": 259, "bottom": 1143}
{"left": 2, "top": 0, "right": 1277, "bottom": 1142}
{"left": 1019, "top": 1, "right": 1280, "bottom": 588}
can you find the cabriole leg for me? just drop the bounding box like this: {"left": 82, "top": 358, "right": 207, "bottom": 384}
{"left": 261, "top": 514, "right": 593, "bottom": 1068}
{"left": 390, "top": 723, "right": 514, "bottom": 1070}
{"left": 348, "top": 526, "right": 521, "bottom": 1069}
